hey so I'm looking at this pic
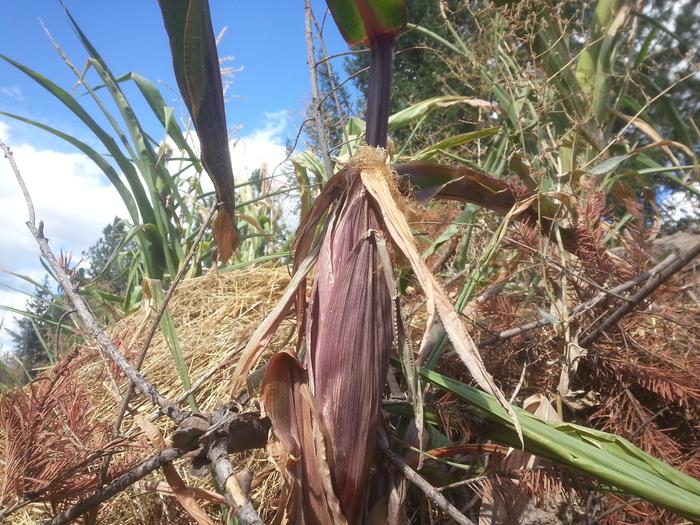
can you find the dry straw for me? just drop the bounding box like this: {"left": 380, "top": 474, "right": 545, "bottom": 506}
{"left": 10, "top": 266, "right": 291, "bottom": 523}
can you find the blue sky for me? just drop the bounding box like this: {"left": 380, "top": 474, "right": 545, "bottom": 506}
{"left": 0, "top": 0, "right": 350, "bottom": 145}
{"left": 0, "top": 1, "right": 354, "bottom": 352}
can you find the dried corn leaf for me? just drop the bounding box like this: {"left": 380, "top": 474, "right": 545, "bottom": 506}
{"left": 261, "top": 352, "right": 347, "bottom": 525}
{"left": 133, "top": 415, "right": 215, "bottom": 525}
{"left": 359, "top": 149, "right": 523, "bottom": 443}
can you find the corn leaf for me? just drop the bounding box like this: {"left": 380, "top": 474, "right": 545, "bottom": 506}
{"left": 158, "top": 0, "right": 239, "bottom": 261}
{"left": 422, "top": 368, "right": 700, "bottom": 521}
{"left": 358, "top": 149, "right": 523, "bottom": 443}
{"left": 147, "top": 279, "right": 197, "bottom": 411}
{"left": 262, "top": 352, "right": 347, "bottom": 524}
{"left": 411, "top": 127, "right": 500, "bottom": 161}
{"left": 388, "top": 96, "right": 493, "bottom": 132}
{"left": 394, "top": 161, "right": 580, "bottom": 254}
{"left": 326, "top": 0, "right": 407, "bottom": 45}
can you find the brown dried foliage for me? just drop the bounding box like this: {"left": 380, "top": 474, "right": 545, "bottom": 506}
{"left": 424, "top": 186, "right": 700, "bottom": 523}
{"left": 0, "top": 348, "right": 143, "bottom": 510}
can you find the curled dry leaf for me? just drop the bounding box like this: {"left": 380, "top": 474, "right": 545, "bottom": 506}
{"left": 394, "top": 161, "right": 580, "bottom": 255}
{"left": 261, "top": 352, "right": 347, "bottom": 525}
{"left": 213, "top": 207, "right": 241, "bottom": 263}
{"left": 136, "top": 480, "right": 227, "bottom": 505}
{"left": 359, "top": 148, "right": 523, "bottom": 444}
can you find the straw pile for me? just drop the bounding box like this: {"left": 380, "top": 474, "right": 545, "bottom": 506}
{"left": 11, "top": 265, "right": 292, "bottom": 524}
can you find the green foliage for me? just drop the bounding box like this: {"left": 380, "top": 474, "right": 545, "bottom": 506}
{"left": 4, "top": 277, "right": 63, "bottom": 375}
{"left": 79, "top": 218, "right": 134, "bottom": 296}
{"left": 326, "top": 0, "right": 408, "bottom": 45}
{"left": 421, "top": 368, "right": 700, "bottom": 521}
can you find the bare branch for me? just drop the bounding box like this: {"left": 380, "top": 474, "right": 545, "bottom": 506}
{"left": 208, "top": 438, "right": 263, "bottom": 525}
{"left": 378, "top": 438, "right": 476, "bottom": 525}
{"left": 45, "top": 448, "right": 187, "bottom": 525}
{"left": 470, "top": 249, "right": 687, "bottom": 348}
{"left": 580, "top": 240, "right": 700, "bottom": 346}
{"left": 304, "top": 0, "right": 334, "bottom": 179}
{"left": 1, "top": 141, "right": 35, "bottom": 225}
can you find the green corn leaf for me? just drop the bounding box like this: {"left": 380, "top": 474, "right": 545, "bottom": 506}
{"left": 128, "top": 72, "right": 202, "bottom": 172}
{"left": 0, "top": 305, "right": 70, "bottom": 329}
{"left": 325, "top": 0, "right": 367, "bottom": 45}
{"left": 326, "top": 0, "right": 407, "bottom": 45}
{"left": 0, "top": 270, "right": 57, "bottom": 297}
{"left": 147, "top": 279, "right": 198, "bottom": 411}
{"left": 422, "top": 368, "right": 700, "bottom": 521}
{"left": 0, "top": 56, "right": 155, "bottom": 225}
{"left": 388, "top": 96, "right": 493, "bottom": 132}
{"left": 85, "top": 58, "right": 181, "bottom": 277}
{"left": 158, "top": 0, "right": 239, "bottom": 262}
{"left": 411, "top": 128, "right": 500, "bottom": 161}
{"left": 0, "top": 54, "right": 172, "bottom": 279}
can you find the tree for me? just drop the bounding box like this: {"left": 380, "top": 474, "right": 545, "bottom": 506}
{"left": 80, "top": 217, "right": 133, "bottom": 295}
{"left": 5, "top": 276, "right": 62, "bottom": 376}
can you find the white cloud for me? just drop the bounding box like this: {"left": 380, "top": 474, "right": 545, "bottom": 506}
{"left": 664, "top": 183, "right": 700, "bottom": 221}
{"left": 0, "top": 110, "right": 296, "bottom": 352}
{"left": 0, "top": 123, "right": 127, "bottom": 350}
{"left": 0, "top": 85, "right": 23, "bottom": 102}
{"left": 229, "top": 110, "right": 290, "bottom": 180}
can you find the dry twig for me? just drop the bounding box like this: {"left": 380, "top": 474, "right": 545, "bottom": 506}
{"left": 378, "top": 438, "right": 476, "bottom": 525}
{"left": 580, "top": 239, "right": 700, "bottom": 346}
{"left": 477, "top": 250, "right": 686, "bottom": 347}
{"left": 304, "top": 0, "right": 334, "bottom": 179}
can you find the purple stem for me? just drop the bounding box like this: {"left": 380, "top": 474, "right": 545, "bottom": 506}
{"left": 365, "top": 37, "right": 394, "bottom": 148}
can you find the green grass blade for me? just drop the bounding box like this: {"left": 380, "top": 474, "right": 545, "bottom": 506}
{"left": 422, "top": 368, "right": 700, "bottom": 520}
{"left": 388, "top": 96, "right": 492, "bottom": 132}
{"left": 411, "top": 128, "right": 500, "bottom": 161}
{"left": 29, "top": 319, "right": 56, "bottom": 365}
{"left": 128, "top": 72, "right": 202, "bottom": 172}
{"left": 148, "top": 279, "right": 197, "bottom": 411}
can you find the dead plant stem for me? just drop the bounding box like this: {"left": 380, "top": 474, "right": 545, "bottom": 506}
{"left": 378, "top": 438, "right": 476, "bottom": 525}
{"left": 580, "top": 239, "right": 700, "bottom": 346}
{"left": 304, "top": 0, "right": 334, "bottom": 179}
